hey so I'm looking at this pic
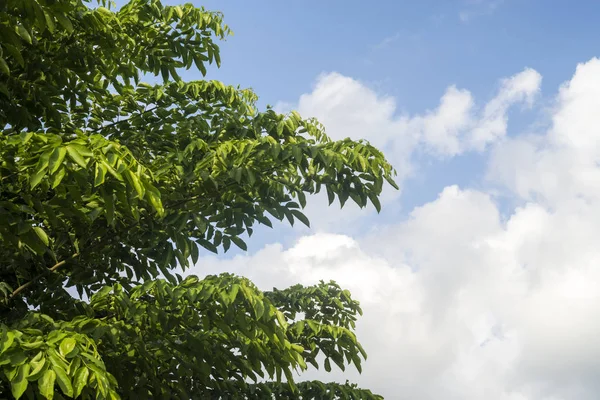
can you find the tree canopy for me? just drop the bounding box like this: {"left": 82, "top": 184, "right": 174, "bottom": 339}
{"left": 0, "top": 0, "right": 398, "bottom": 398}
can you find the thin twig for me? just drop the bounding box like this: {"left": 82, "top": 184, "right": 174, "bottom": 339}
{"left": 90, "top": 106, "right": 158, "bottom": 134}
{"left": 8, "top": 252, "right": 80, "bottom": 300}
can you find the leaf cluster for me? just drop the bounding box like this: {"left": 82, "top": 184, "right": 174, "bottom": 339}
{"left": 0, "top": 0, "right": 398, "bottom": 398}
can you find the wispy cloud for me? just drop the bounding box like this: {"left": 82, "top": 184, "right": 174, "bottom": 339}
{"left": 373, "top": 32, "right": 401, "bottom": 50}
{"left": 459, "top": 0, "right": 505, "bottom": 22}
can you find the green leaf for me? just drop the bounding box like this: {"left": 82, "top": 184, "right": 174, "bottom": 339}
{"left": 16, "top": 25, "right": 32, "bottom": 44}
{"left": 20, "top": 340, "right": 44, "bottom": 350}
{"left": 28, "top": 356, "right": 46, "bottom": 380}
{"left": 228, "top": 284, "right": 240, "bottom": 304}
{"left": 198, "top": 239, "right": 218, "bottom": 254}
{"left": 0, "top": 82, "right": 9, "bottom": 97}
{"left": 292, "top": 145, "right": 302, "bottom": 161}
{"left": 94, "top": 162, "right": 107, "bottom": 186}
{"left": 72, "top": 366, "right": 89, "bottom": 398}
{"left": 357, "top": 342, "right": 367, "bottom": 359}
{"left": 294, "top": 321, "right": 305, "bottom": 336}
{"left": 161, "top": 65, "right": 169, "bottom": 83}
{"left": 253, "top": 300, "right": 264, "bottom": 319}
{"left": 368, "top": 192, "right": 381, "bottom": 213}
{"left": 9, "top": 351, "right": 27, "bottom": 366}
{"left": 326, "top": 186, "right": 335, "bottom": 205}
{"left": 174, "top": 5, "right": 183, "bottom": 18}
{"left": 53, "top": 365, "right": 73, "bottom": 397}
{"left": 55, "top": 13, "right": 74, "bottom": 33}
{"left": 30, "top": 168, "right": 46, "bottom": 189}
{"left": 32, "top": 1, "right": 46, "bottom": 32}
{"left": 214, "top": 47, "right": 221, "bottom": 67}
{"left": 11, "top": 363, "right": 30, "bottom": 399}
{"left": 194, "top": 54, "right": 207, "bottom": 76}
{"left": 48, "top": 147, "right": 67, "bottom": 175}
{"left": 39, "top": 369, "right": 56, "bottom": 400}
{"left": 307, "top": 320, "right": 319, "bottom": 334}
{"left": 0, "top": 57, "right": 9, "bottom": 75}
{"left": 298, "top": 191, "right": 307, "bottom": 208}
{"left": 234, "top": 167, "right": 242, "bottom": 183}
{"left": 47, "top": 348, "right": 68, "bottom": 372}
{"left": 44, "top": 10, "right": 56, "bottom": 33}
{"left": 275, "top": 310, "right": 287, "bottom": 328}
{"left": 5, "top": 365, "right": 18, "bottom": 381}
{"left": 276, "top": 121, "right": 284, "bottom": 137}
{"left": 66, "top": 145, "right": 88, "bottom": 168}
{"left": 2, "top": 331, "right": 15, "bottom": 353}
{"left": 20, "top": 230, "right": 45, "bottom": 255}
{"left": 32, "top": 227, "right": 49, "bottom": 247}
{"left": 3, "top": 44, "right": 24, "bottom": 67}
{"left": 68, "top": 144, "right": 93, "bottom": 157}
{"left": 222, "top": 236, "right": 231, "bottom": 252}
{"left": 256, "top": 215, "right": 273, "bottom": 228}
{"left": 385, "top": 175, "right": 399, "bottom": 190}
{"left": 102, "top": 189, "right": 115, "bottom": 226}
{"left": 125, "top": 170, "right": 144, "bottom": 199}
{"left": 290, "top": 210, "right": 310, "bottom": 228}
{"left": 230, "top": 236, "right": 247, "bottom": 251}
{"left": 20, "top": 132, "right": 33, "bottom": 143}
{"left": 144, "top": 181, "right": 164, "bottom": 216}
{"left": 190, "top": 240, "right": 199, "bottom": 264}
{"left": 59, "top": 338, "right": 76, "bottom": 358}
{"left": 245, "top": 167, "right": 256, "bottom": 185}
{"left": 0, "top": 5, "right": 398, "bottom": 399}
{"left": 100, "top": 160, "right": 122, "bottom": 181}
{"left": 51, "top": 167, "right": 66, "bottom": 189}
{"left": 324, "top": 358, "right": 331, "bottom": 372}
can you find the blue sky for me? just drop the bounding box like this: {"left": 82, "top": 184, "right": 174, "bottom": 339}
{"left": 195, "top": 0, "right": 599, "bottom": 110}
{"left": 151, "top": 0, "right": 570, "bottom": 253}
{"left": 170, "top": 0, "right": 600, "bottom": 222}
{"left": 118, "top": 1, "right": 600, "bottom": 398}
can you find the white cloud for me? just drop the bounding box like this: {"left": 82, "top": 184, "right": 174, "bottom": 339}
{"left": 283, "top": 67, "right": 540, "bottom": 171}
{"left": 191, "top": 57, "right": 600, "bottom": 399}
{"left": 470, "top": 68, "right": 542, "bottom": 150}
{"left": 268, "top": 67, "right": 540, "bottom": 234}
{"left": 277, "top": 72, "right": 416, "bottom": 232}
{"left": 489, "top": 58, "right": 600, "bottom": 206}
{"left": 293, "top": 72, "right": 415, "bottom": 160}
{"left": 416, "top": 68, "right": 541, "bottom": 156}
{"left": 417, "top": 85, "right": 474, "bottom": 155}
{"left": 193, "top": 188, "right": 600, "bottom": 399}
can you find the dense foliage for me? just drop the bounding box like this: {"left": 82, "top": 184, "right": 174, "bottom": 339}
{"left": 0, "top": 0, "right": 397, "bottom": 398}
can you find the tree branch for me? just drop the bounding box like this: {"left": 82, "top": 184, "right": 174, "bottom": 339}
{"left": 8, "top": 252, "right": 79, "bottom": 301}
{"left": 6, "top": 164, "right": 287, "bottom": 302}
{"left": 90, "top": 106, "right": 158, "bottom": 134}
{"left": 164, "top": 165, "right": 283, "bottom": 209}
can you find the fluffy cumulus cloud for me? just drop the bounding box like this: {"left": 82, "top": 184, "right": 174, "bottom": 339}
{"left": 291, "top": 72, "right": 416, "bottom": 179}
{"left": 275, "top": 67, "right": 540, "bottom": 232}
{"left": 191, "top": 58, "right": 600, "bottom": 399}
{"left": 407, "top": 67, "right": 541, "bottom": 157}
{"left": 283, "top": 66, "right": 540, "bottom": 169}
{"left": 489, "top": 58, "right": 600, "bottom": 206}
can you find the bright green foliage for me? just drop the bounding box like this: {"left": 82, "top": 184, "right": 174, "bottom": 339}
{"left": 0, "top": 0, "right": 396, "bottom": 398}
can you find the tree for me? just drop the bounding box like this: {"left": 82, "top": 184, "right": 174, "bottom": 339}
{"left": 0, "top": 0, "right": 398, "bottom": 398}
